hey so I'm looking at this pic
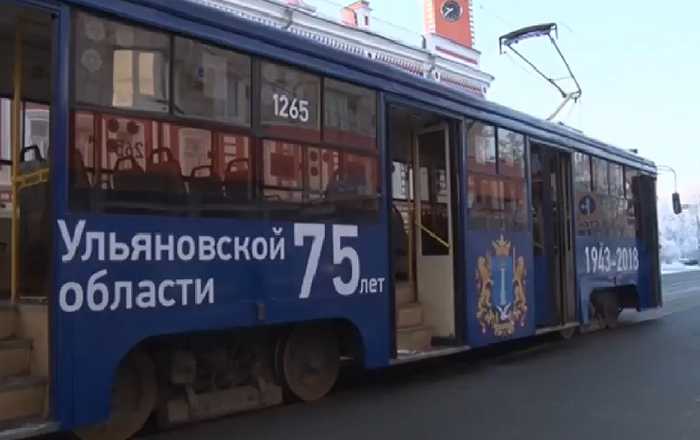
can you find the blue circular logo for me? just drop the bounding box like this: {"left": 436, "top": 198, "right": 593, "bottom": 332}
{"left": 578, "top": 194, "right": 597, "bottom": 217}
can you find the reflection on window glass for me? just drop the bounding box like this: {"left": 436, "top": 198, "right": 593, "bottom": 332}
{"left": 101, "top": 115, "right": 151, "bottom": 173}
{"left": 579, "top": 158, "right": 638, "bottom": 237}
{"left": 466, "top": 121, "right": 527, "bottom": 231}
{"left": 262, "top": 140, "right": 303, "bottom": 202}
{"left": 624, "top": 167, "right": 639, "bottom": 237}
{"left": 324, "top": 78, "right": 376, "bottom": 149}
{"left": 391, "top": 161, "right": 412, "bottom": 200}
{"left": 591, "top": 157, "right": 609, "bottom": 194}
{"left": 609, "top": 162, "right": 624, "bottom": 197}
{"left": 217, "top": 133, "right": 251, "bottom": 186}
{"left": 466, "top": 121, "right": 496, "bottom": 173}
{"left": 625, "top": 167, "right": 638, "bottom": 199}
{"left": 467, "top": 174, "right": 527, "bottom": 231}
{"left": 174, "top": 37, "right": 251, "bottom": 125}
{"left": 74, "top": 12, "right": 170, "bottom": 112}
{"left": 573, "top": 152, "right": 591, "bottom": 192}
{"left": 68, "top": 16, "right": 382, "bottom": 223}
{"left": 68, "top": 110, "right": 261, "bottom": 215}
{"left": 166, "top": 125, "right": 212, "bottom": 177}
{"left": 496, "top": 127, "right": 525, "bottom": 177}
{"left": 260, "top": 62, "right": 320, "bottom": 141}
{"left": 261, "top": 140, "right": 378, "bottom": 220}
{"left": 262, "top": 140, "right": 378, "bottom": 202}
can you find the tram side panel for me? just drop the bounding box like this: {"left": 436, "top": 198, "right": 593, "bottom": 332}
{"left": 575, "top": 190, "right": 644, "bottom": 323}
{"left": 53, "top": 215, "right": 391, "bottom": 428}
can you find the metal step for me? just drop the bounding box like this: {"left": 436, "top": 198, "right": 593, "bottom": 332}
{"left": 396, "top": 324, "right": 433, "bottom": 353}
{"left": 0, "top": 339, "right": 31, "bottom": 380}
{"left": 395, "top": 282, "right": 415, "bottom": 305}
{"left": 396, "top": 302, "right": 423, "bottom": 328}
{"left": 0, "top": 376, "right": 46, "bottom": 423}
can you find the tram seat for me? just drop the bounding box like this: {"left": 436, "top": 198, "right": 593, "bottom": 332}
{"left": 324, "top": 169, "right": 374, "bottom": 218}
{"left": 392, "top": 204, "right": 409, "bottom": 279}
{"left": 17, "top": 145, "right": 49, "bottom": 294}
{"left": 69, "top": 148, "right": 91, "bottom": 211}
{"left": 143, "top": 148, "right": 187, "bottom": 211}
{"left": 223, "top": 158, "right": 251, "bottom": 204}
{"left": 107, "top": 156, "right": 148, "bottom": 214}
{"left": 188, "top": 165, "right": 225, "bottom": 216}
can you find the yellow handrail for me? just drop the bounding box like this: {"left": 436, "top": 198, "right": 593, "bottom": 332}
{"left": 417, "top": 223, "right": 449, "bottom": 249}
{"left": 10, "top": 20, "right": 22, "bottom": 304}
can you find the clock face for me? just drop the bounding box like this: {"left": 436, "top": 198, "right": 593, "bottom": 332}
{"left": 440, "top": 0, "right": 462, "bottom": 22}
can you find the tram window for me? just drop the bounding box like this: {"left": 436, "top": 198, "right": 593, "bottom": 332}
{"left": 68, "top": 112, "right": 262, "bottom": 215}
{"left": 324, "top": 79, "right": 377, "bottom": 149}
{"left": 466, "top": 122, "right": 526, "bottom": 231}
{"left": 73, "top": 12, "right": 170, "bottom": 113}
{"left": 624, "top": 167, "right": 638, "bottom": 199}
{"left": 591, "top": 157, "right": 609, "bottom": 194}
{"left": 163, "top": 125, "right": 214, "bottom": 177}
{"left": 101, "top": 115, "right": 152, "bottom": 171}
{"left": 623, "top": 167, "right": 639, "bottom": 237}
{"left": 466, "top": 174, "right": 526, "bottom": 231}
{"left": 573, "top": 152, "right": 591, "bottom": 192}
{"left": 503, "top": 178, "right": 528, "bottom": 230}
{"left": 496, "top": 128, "right": 524, "bottom": 177}
{"left": 609, "top": 163, "right": 624, "bottom": 198}
{"left": 466, "top": 121, "right": 496, "bottom": 174}
{"left": 216, "top": 132, "right": 252, "bottom": 185}
{"left": 261, "top": 140, "right": 379, "bottom": 221}
{"left": 603, "top": 196, "right": 622, "bottom": 237}
{"left": 173, "top": 37, "right": 251, "bottom": 126}
{"left": 261, "top": 141, "right": 304, "bottom": 203}
{"left": 259, "top": 62, "right": 321, "bottom": 142}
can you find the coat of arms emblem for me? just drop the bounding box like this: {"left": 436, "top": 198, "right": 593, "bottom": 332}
{"left": 476, "top": 233, "right": 528, "bottom": 337}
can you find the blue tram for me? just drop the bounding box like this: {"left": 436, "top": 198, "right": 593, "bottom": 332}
{"left": 0, "top": 0, "right": 675, "bottom": 438}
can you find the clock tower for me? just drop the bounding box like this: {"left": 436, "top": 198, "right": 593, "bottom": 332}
{"left": 422, "top": 0, "right": 474, "bottom": 49}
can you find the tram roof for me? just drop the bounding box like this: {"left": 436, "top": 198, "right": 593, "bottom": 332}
{"left": 65, "top": 0, "right": 656, "bottom": 174}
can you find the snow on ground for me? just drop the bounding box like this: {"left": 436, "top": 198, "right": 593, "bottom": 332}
{"left": 661, "top": 261, "right": 700, "bottom": 275}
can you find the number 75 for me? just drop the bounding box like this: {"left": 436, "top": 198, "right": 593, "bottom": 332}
{"left": 294, "top": 224, "right": 360, "bottom": 299}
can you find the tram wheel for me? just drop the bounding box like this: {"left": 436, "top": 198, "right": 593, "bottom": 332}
{"left": 280, "top": 325, "right": 340, "bottom": 402}
{"left": 604, "top": 308, "right": 621, "bottom": 329}
{"left": 74, "top": 347, "right": 157, "bottom": 440}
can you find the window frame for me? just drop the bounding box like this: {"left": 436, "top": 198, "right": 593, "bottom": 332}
{"left": 465, "top": 119, "right": 528, "bottom": 231}
{"left": 577, "top": 154, "right": 633, "bottom": 238}
{"left": 67, "top": 9, "right": 382, "bottom": 222}
{"left": 172, "top": 35, "right": 252, "bottom": 128}
{"left": 323, "top": 77, "right": 378, "bottom": 150}
{"left": 71, "top": 10, "right": 172, "bottom": 114}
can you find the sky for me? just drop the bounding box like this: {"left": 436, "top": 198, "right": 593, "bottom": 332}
{"left": 306, "top": 0, "right": 698, "bottom": 205}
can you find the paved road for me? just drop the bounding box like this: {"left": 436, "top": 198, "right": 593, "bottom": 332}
{"left": 138, "top": 270, "right": 700, "bottom": 440}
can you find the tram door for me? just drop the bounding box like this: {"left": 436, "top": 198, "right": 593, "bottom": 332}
{"left": 411, "top": 125, "right": 457, "bottom": 342}
{"left": 0, "top": 3, "right": 54, "bottom": 302}
{"left": 531, "top": 143, "right": 576, "bottom": 327}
